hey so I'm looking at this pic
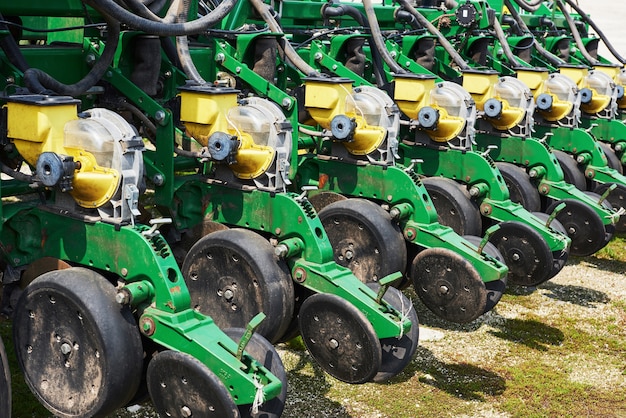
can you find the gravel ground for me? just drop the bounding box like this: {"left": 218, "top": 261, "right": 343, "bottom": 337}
{"left": 108, "top": 255, "right": 626, "bottom": 418}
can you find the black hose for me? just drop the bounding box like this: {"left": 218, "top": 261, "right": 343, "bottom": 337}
{"left": 321, "top": 4, "right": 386, "bottom": 87}
{"left": 23, "top": 13, "right": 121, "bottom": 96}
{"left": 84, "top": 0, "right": 237, "bottom": 36}
{"left": 493, "top": 16, "right": 522, "bottom": 68}
{"left": 1, "top": 162, "right": 35, "bottom": 183}
{"left": 321, "top": 4, "right": 366, "bottom": 26}
{"left": 554, "top": 0, "right": 599, "bottom": 66}
{"left": 563, "top": 0, "right": 626, "bottom": 64}
{"left": 0, "top": 13, "right": 30, "bottom": 73}
{"left": 394, "top": 0, "right": 471, "bottom": 71}
{"left": 511, "top": 0, "right": 543, "bottom": 13}
{"left": 362, "top": 0, "right": 406, "bottom": 74}
{"left": 247, "top": 0, "right": 320, "bottom": 77}
{"left": 503, "top": 0, "right": 565, "bottom": 67}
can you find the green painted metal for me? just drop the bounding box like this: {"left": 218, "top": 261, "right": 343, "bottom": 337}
{"left": 0, "top": 205, "right": 282, "bottom": 405}
{"left": 265, "top": 4, "right": 571, "bottom": 255}
{"left": 297, "top": 157, "right": 508, "bottom": 283}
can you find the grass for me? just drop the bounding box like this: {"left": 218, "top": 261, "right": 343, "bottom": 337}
{"left": 1, "top": 235, "right": 626, "bottom": 417}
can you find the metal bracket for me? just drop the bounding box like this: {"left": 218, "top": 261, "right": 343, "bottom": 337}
{"left": 236, "top": 312, "right": 266, "bottom": 362}
{"left": 141, "top": 218, "right": 172, "bottom": 238}
{"left": 477, "top": 224, "right": 500, "bottom": 254}
{"left": 375, "top": 272, "right": 403, "bottom": 305}
{"left": 124, "top": 184, "right": 141, "bottom": 226}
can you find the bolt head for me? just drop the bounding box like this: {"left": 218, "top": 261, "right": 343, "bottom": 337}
{"left": 60, "top": 343, "right": 72, "bottom": 355}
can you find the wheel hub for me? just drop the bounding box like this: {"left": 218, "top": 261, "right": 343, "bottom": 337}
{"left": 299, "top": 293, "right": 382, "bottom": 384}
{"left": 489, "top": 221, "right": 554, "bottom": 287}
{"left": 547, "top": 198, "right": 609, "bottom": 257}
{"left": 411, "top": 247, "right": 487, "bottom": 323}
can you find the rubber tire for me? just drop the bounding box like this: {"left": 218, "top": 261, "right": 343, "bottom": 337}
{"left": 224, "top": 328, "right": 287, "bottom": 418}
{"left": 13, "top": 267, "right": 143, "bottom": 418}
{"left": 598, "top": 142, "right": 623, "bottom": 174}
{"left": 147, "top": 350, "right": 239, "bottom": 418}
{"left": 593, "top": 182, "right": 626, "bottom": 233}
{"left": 553, "top": 150, "right": 588, "bottom": 191}
{"left": 462, "top": 235, "right": 507, "bottom": 314}
{"left": 318, "top": 198, "right": 407, "bottom": 284}
{"left": 546, "top": 197, "right": 613, "bottom": 256}
{"left": 496, "top": 162, "right": 542, "bottom": 212}
{"left": 298, "top": 292, "right": 382, "bottom": 384}
{"left": 182, "top": 229, "right": 295, "bottom": 344}
{"left": 422, "top": 177, "right": 482, "bottom": 236}
{"left": 530, "top": 211, "right": 568, "bottom": 278}
{"left": 0, "top": 336, "right": 10, "bottom": 418}
{"left": 366, "top": 284, "right": 419, "bottom": 383}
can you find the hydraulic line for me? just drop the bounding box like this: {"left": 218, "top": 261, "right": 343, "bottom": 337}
{"left": 321, "top": 3, "right": 387, "bottom": 86}
{"left": 493, "top": 16, "right": 522, "bottom": 67}
{"left": 394, "top": 0, "right": 471, "bottom": 71}
{"left": 503, "top": 0, "right": 565, "bottom": 67}
{"left": 248, "top": 0, "right": 320, "bottom": 76}
{"left": 562, "top": 0, "right": 626, "bottom": 64}
{"left": 554, "top": 0, "right": 600, "bottom": 66}
{"left": 511, "top": 0, "right": 542, "bottom": 13}
{"left": 362, "top": 0, "right": 406, "bottom": 75}
{"left": 0, "top": 13, "right": 29, "bottom": 73}
{"left": 174, "top": 0, "right": 206, "bottom": 84}
{"left": 23, "top": 13, "right": 121, "bottom": 95}
{"left": 83, "top": 0, "right": 237, "bottom": 36}
{"left": 121, "top": 0, "right": 180, "bottom": 23}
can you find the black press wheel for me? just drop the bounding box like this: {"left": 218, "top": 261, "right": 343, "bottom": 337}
{"left": 598, "top": 142, "right": 623, "bottom": 174}
{"left": 495, "top": 162, "right": 542, "bottom": 212}
{"left": 422, "top": 177, "right": 483, "bottom": 236}
{"left": 224, "top": 328, "right": 287, "bottom": 418}
{"left": 298, "top": 293, "right": 382, "bottom": 384}
{"left": 13, "top": 267, "right": 143, "bottom": 418}
{"left": 318, "top": 198, "right": 407, "bottom": 284}
{"left": 182, "top": 229, "right": 295, "bottom": 343}
{"left": 546, "top": 198, "right": 610, "bottom": 256}
{"left": 410, "top": 247, "right": 488, "bottom": 323}
{"left": 553, "top": 150, "right": 588, "bottom": 191}
{"left": 488, "top": 221, "right": 554, "bottom": 287}
{"left": 147, "top": 350, "right": 239, "bottom": 418}
{"left": 462, "top": 235, "right": 508, "bottom": 314}
{"left": 593, "top": 182, "right": 626, "bottom": 233}
{"left": 366, "top": 283, "right": 419, "bottom": 383}
{"left": 0, "top": 336, "right": 10, "bottom": 418}
{"left": 530, "top": 211, "right": 569, "bottom": 278}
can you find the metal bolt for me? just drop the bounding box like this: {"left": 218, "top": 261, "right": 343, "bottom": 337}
{"left": 576, "top": 155, "right": 585, "bottom": 163}
{"left": 282, "top": 97, "right": 292, "bottom": 109}
{"left": 61, "top": 343, "right": 72, "bottom": 355}
{"left": 181, "top": 406, "right": 192, "bottom": 417}
{"left": 155, "top": 110, "right": 166, "bottom": 125}
{"left": 275, "top": 244, "right": 289, "bottom": 258}
{"left": 216, "top": 53, "right": 225, "bottom": 63}
{"left": 328, "top": 339, "right": 339, "bottom": 349}
{"left": 314, "top": 52, "right": 323, "bottom": 61}
{"left": 164, "top": 71, "right": 172, "bottom": 78}
{"left": 85, "top": 53, "right": 96, "bottom": 65}
{"left": 345, "top": 250, "right": 354, "bottom": 260}
{"left": 120, "top": 268, "right": 128, "bottom": 277}
{"left": 152, "top": 174, "right": 165, "bottom": 186}
{"left": 115, "top": 291, "right": 129, "bottom": 305}
{"left": 439, "top": 285, "right": 449, "bottom": 295}
{"left": 568, "top": 227, "right": 576, "bottom": 234}
{"left": 469, "top": 187, "right": 480, "bottom": 197}
{"left": 223, "top": 289, "right": 234, "bottom": 301}
{"left": 512, "top": 253, "right": 520, "bottom": 261}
